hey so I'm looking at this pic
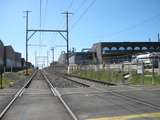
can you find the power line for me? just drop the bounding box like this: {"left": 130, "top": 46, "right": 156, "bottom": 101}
{"left": 43, "top": 0, "right": 48, "bottom": 28}
{"left": 40, "top": 0, "right": 42, "bottom": 29}
{"left": 70, "top": 0, "right": 97, "bottom": 30}
{"left": 53, "top": 0, "right": 74, "bottom": 47}
{"left": 74, "top": 0, "right": 86, "bottom": 13}
{"left": 39, "top": 0, "right": 42, "bottom": 56}
{"left": 67, "top": 0, "right": 74, "bottom": 11}
{"left": 108, "top": 13, "right": 160, "bottom": 38}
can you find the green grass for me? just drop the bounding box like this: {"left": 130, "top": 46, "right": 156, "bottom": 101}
{"left": 0, "top": 79, "right": 13, "bottom": 88}
{"left": 72, "top": 70, "right": 160, "bottom": 85}
{"left": 0, "top": 71, "right": 26, "bottom": 88}
{"left": 72, "top": 70, "right": 123, "bottom": 83}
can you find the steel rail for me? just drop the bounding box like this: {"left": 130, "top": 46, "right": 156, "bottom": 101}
{"left": 63, "top": 76, "right": 90, "bottom": 87}
{"left": 0, "top": 70, "right": 37, "bottom": 119}
{"left": 66, "top": 74, "right": 116, "bottom": 86}
{"left": 42, "top": 70, "right": 78, "bottom": 120}
{"left": 53, "top": 71, "right": 116, "bottom": 86}
{"left": 94, "top": 86, "right": 160, "bottom": 111}
{"left": 111, "top": 91, "right": 160, "bottom": 111}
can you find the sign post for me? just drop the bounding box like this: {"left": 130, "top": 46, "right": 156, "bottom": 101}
{"left": 137, "top": 62, "right": 144, "bottom": 84}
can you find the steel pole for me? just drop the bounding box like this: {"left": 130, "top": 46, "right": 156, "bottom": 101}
{"left": 66, "top": 12, "right": 69, "bottom": 67}
{"left": 26, "top": 12, "right": 29, "bottom": 75}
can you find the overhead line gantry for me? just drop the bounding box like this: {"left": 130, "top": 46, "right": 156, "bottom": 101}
{"left": 24, "top": 11, "right": 72, "bottom": 74}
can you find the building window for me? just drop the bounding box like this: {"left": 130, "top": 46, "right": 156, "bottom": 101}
{"left": 142, "top": 47, "right": 147, "bottom": 50}
{"left": 111, "top": 47, "right": 117, "bottom": 51}
{"left": 127, "top": 47, "right": 132, "bottom": 50}
{"left": 102, "top": 47, "right": 110, "bottom": 54}
{"left": 134, "top": 47, "right": 140, "bottom": 50}
{"left": 119, "top": 47, "right": 125, "bottom": 50}
{"left": 150, "top": 47, "right": 154, "bottom": 50}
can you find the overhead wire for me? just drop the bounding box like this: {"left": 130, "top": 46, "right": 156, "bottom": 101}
{"left": 43, "top": 0, "right": 48, "bottom": 28}
{"left": 67, "top": 0, "right": 74, "bottom": 11}
{"left": 108, "top": 13, "right": 160, "bottom": 38}
{"left": 53, "top": 0, "right": 75, "bottom": 60}
{"left": 54, "top": 0, "right": 75, "bottom": 41}
{"left": 70, "top": 0, "right": 97, "bottom": 31}
{"left": 39, "top": 0, "right": 42, "bottom": 56}
{"left": 74, "top": 0, "right": 86, "bottom": 13}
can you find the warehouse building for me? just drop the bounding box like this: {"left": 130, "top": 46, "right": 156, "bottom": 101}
{"left": 4, "top": 45, "right": 15, "bottom": 69}
{"left": 57, "top": 41, "right": 160, "bottom": 65}
{"left": 58, "top": 51, "right": 66, "bottom": 65}
{"left": 15, "top": 52, "right": 21, "bottom": 69}
{"left": 69, "top": 52, "right": 97, "bottom": 65}
{"left": 0, "top": 40, "right": 4, "bottom": 69}
{"left": 91, "top": 42, "right": 160, "bottom": 64}
{"left": 0, "top": 40, "right": 33, "bottom": 71}
{"left": 0, "top": 40, "right": 4, "bottom": 67}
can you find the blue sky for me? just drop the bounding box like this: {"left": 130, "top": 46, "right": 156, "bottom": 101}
{"left": 0, "top": 0, "right": 160, "bottom": 66}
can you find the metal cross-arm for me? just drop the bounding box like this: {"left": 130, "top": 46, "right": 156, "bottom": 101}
{"left": 28, "top": 31, "right": 37, "bottom": 41}
{"left": 28, "top": 29, "right": 67, "bottom": 33}
{"left": 58, "top": 32, "right": 67, "bottom": 41}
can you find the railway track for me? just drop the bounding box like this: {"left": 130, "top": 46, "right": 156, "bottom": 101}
{"left": 1, "top": 70, "right": 159, "bottom": 120}
{"left": 45, "top": 71, "right": 160, "bottom": 119}
{"left": 45, "top": 71, "right": 90, "bottom": 88}
{"left": 66, "top": 74, "right": 116, "bottom": 86}
{"left": 0, "top": 71, "right": 37, "bottom": 119}
{"left": 45, "top": 71, "right": 160, "bottom": 110}
{"left": 110, "top": 91, "right": 160, "bottom": 111}
{"left": 0, "top": 70, "right": 78, "bottom": 120}
{"left": 64, "top": 73, "right": 160, "bottom": 111}
{"left": 44, "top": 71, "right": 116, "bottom": 88}
{"left": 46, "top": 71, "right": 116, "bottom": 88}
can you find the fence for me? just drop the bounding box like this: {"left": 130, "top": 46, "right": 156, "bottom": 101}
{"left": 68, "top": 58, "right": 160, "bottom": 85}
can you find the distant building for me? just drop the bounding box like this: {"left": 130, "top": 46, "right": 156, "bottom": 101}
{"left": 14, "top": 52, "right": 21, "bottom": 68}
{"left": 0, "top": 40, "right": 4, "bottom": 68}
{"left": 91, "top": 42, "right": 160, "bottom": 64}
{"left": 4, "top": 45, "right": 15, "bottom": 68}
{"left": 57, "top": 41, "right": 160, "bottom": 65}
{"left": 69, "top": 52, "right": 97, "bottom": 65}
{"left": 58, "top": 51, "right": 67, "bottom": 65}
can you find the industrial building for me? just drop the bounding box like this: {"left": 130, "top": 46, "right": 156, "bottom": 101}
{"left": 0, "top": 40, "right": 4, "bottom": 68}
{"left": 69, "top": 52, "right": 97, "bottom": 65}
{"left": 57, "top": 41, "right": 160, "bottom": 65}
{"left": 58, "top": 51, "right": 66, "bottom": 65}
{"left": 4, "top": 45, "right": 15, "bottom": 68}
{"left": 91, "top": 42, "right": 160, "bottom": 64}
{"left": 0, "top": 40, "right": 32, "bottom": 71}
{"left": 15, "top": 52, "right": 22, "bottom": 69}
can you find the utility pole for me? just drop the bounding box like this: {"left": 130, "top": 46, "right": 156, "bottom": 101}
{"left": 158, "top": 33, "right": 160, "bottom": 42}
{"left": 35, "top": 51, "right": 37, "bottom": 67}
{"left": 24, "top": 10, "right": 31, "bottom": 75}
{"left": 62, "top": 12, "right": 73, "bottom": 67}
{"left": 51, "top": 48, "right": 54, "bottom": 63}
{"left": 51, "top": 48, "right": 54, "bottom": 70}
{"left": 47, "top": 51, "right": 49, "bottom": 66}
